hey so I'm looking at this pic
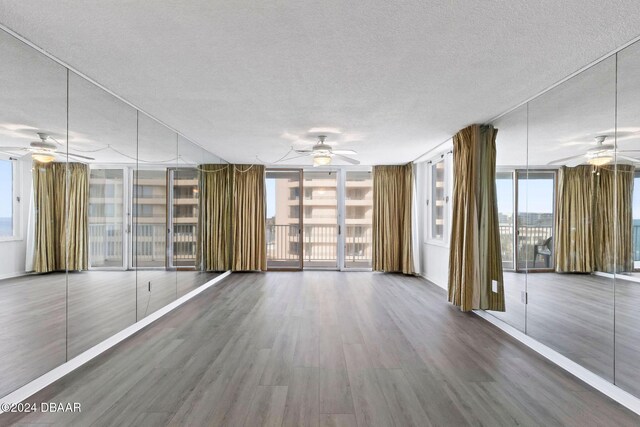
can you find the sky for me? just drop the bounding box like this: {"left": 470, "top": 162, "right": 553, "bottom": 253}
{"left": 266, "top": 178, "right": 276, "bottom": 218}
{"left": 496, "top": 176, "right": 555, "bottom": 215}
{"left": 0, "top": 161, "right": 12, "bottom": 218}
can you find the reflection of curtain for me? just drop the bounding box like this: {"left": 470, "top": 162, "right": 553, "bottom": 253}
{"left": 231, "top": 165, "right": 266, "bottom": 271}
{"left": 66, "top": 163, "right": 89, "bottom": 270}
{"left": 555, "top": 166, "right": 596, "bottom": 273}
{"left": 33, "top": 162, "right": 88, "bottom": 273}
{"left": 448, "top": 124, "right": 504, "bottom": 312}
{"left": 197, "top": 164, "right": 231, "bottom": 271}
{"left": 594, "top": 164, "right": 635, "bottom": 273}
{"left": 372, "top": 164, "right": 414, "bottom": 274}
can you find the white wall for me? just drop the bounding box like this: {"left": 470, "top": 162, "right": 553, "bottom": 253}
{"left": 414, "top": 145, "right": 453, "bottom": 290}
{"left": 0, "top": 156, "right": 31, "bottom": 280}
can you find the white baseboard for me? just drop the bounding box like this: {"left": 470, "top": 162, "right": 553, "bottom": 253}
{"left": 419, "top": 273, "right": 447, "bottom": 290}
{"left": 0, "top": 270, "right": 231, "bottom": 412}
{"left": 473, "top": 309, "right": 640, "bottom": 416}
{"left": 0, "top": 271, "right": 32, "bottom": 281}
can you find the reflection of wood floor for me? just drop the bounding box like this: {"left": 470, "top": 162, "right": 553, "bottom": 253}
{"left": 0, "top": 270, "right": 218, "bottom": 398}
{"left": 490, "top": 271, "right": 640, "bottom": 398}
{"left": 2, "top": 272, "right": 637, "bottom": 426}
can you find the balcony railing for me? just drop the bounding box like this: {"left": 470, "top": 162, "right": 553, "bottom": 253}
{"left": 266, "top": 223, "right": 372, "bottom": 267}
{"left": 499, "top": 224, "right": 553, "bottom": 269}
{"left": 89, "top": 223, "right": 197, "bottom": 267}
{"left": 345, "top": 225, "right": 372, "bottom": 268}
{"left": 501, "top": 223, "right": 640, "bottom": 269}
{"left": 89, "top": 223, "right": 123, "bottom": 267}
{"left": 266, "top": 224, "right": 300, "bottom": 261}
{"left": 173, "top": 224, "right": 197, "bottom": 266}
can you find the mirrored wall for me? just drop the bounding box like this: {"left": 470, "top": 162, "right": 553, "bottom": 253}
{"left": 0, "top": 28, "right": 226, "bottom": 397}
{"left": 487, "top": 40, "right": 640, "bottom": 397}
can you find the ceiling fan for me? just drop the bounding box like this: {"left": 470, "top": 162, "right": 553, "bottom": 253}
{"left": 548, "top": 135, "right": 640, "bottom": 166}
{"left": 292, "top": 135, "right": 359, "bottom": 166}
{"left": 0, "top": 132, "right": 95, "bottom": 163}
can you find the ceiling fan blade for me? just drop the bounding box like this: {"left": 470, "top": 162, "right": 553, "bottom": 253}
{"left": 617, "top": 149, "right": 640, "bottom": 153}
{"left": 333, "top": 154, "right": 360, "bottom": 165}
{"left": 566, "top": 157, "right": 586, "bottom": 167}
{"left": 276, "top": 153, "right": 313, "bottom": 163}
{"left": 0, "top": 149, "right": 29, "bottom": 158}
{"left": 67, "top": 152, "right": 95, "bottom": 160}
{"left": 547, "top": 154, "right": 585, "bottom": 165}
{"left": 293, "top": 149, "right": 313, "bottom": 153}
{"left": 0, "top": 146, "right": 29, "bottom": 151}
{"left": 617, "top": 155, "right": 640, "bottom": 163}
{"left": 331, "top": 149, "right": 357, "bottom": 155}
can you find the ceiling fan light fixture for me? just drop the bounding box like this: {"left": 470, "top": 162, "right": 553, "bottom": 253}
{"left": 587, "top": 155, "right": 613, "bottom": 166}
{"left": 313, "top": 154, "right": 332, "bottom": 166}
{"left": 32, "top": 152, "right": 56, "bottom": 163}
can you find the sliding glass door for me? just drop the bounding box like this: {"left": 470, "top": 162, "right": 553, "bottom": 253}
{"left": 266, "top": 169, "right": 303, "bottom": 270}
{"left": 88, "top": 168, "right": 127, "bottom": 269}
{"left": 497, "top": 170, "right": 556, "bottom": 271}
{"left": 303, "top": 170, "right": 339, "bottom": 269}
{"left": 518, "top": 171, "right": 555, "bottom": 271}
{"left": 344, "top": 171, "right": 373, "bottom": 268}
{"left": 168, "top": 168, "right": 199, "bottom": 269}
{"left": 496, "top": 171, "right": 515, "bottom": 270}
{"left": 132, "top": 169, "right": 167, "bottom": 269}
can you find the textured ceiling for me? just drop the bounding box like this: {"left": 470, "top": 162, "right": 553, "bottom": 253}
{"left": 1, "top": 1, "right": 640, "bottom": 165}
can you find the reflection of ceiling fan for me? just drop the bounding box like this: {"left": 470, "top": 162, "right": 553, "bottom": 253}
{"left": 549, "top": 135, "right": 640, "bottom": 166}
{"left": 0, "top": 132, "right": 94, "bottom": 163}
{"left": 293, "top": 135, "right": 359, "bottom": 166}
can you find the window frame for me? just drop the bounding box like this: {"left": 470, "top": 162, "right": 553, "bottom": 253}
{"left": 0, "top": 156, "right": 21, "bottom": 242}
{"left": 425, "top": 152, "right": 452, "bottom": 246}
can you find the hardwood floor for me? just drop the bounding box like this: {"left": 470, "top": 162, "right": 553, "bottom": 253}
{"left": 1, "top": 272, "right": 638, "bottom": 426}
{"left": 0, "top": 270, "right": 218, "bottom": 397}
{"left": 489, "top": 271, "right": 640, "bottom": 398}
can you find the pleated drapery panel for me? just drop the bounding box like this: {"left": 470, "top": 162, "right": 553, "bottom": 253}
{"left": 594, "top": 164, "right": 635, "bottom": 273}
{"left": 231, "top": 164, "right": 266, "bottom": 271}
{"left": 372, "top": 163, "right": 414, "bottom": 274}
{"left": 66, "top": 163, "right": 89, "bottom": 271}
{"left": 33, "top": 162, "right": 88, "bottom": 273}
{"left": 555, "top": 165, "right": 596, "bottom": 273}
{"left": 477, "top": 126, "right": 505, "bottom": 311}
{"left": 448, "top": 124, "right": 504, "bottom": 312}
{"left": 196, "top": 164, "right": 232, "bottom": 271}
{"left": 613, "top": 165, "right": 636, "bottom": 273}
{"left": 33, "top": 162, "right": 57, "bottom": 272}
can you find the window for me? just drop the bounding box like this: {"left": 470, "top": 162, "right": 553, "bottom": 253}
{"left": 430, "top": 159, "right": 446, "bottom": 240}
{"left": 289, "top": 187, "right": 299, "bottom": 200}
{"left": 0, "top": 159, "right": 18, "bottom": 239}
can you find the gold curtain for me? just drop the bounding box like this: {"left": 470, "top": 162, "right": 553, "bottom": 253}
{"left": 231, "top": 164, "right": 266, "bottom": 271}
{"left": 33, "top": 162, "right": 88, "bottom": 273}
{"left": 554, "top": 165, "right": 595, "bottom": 273}
{"left": 372, "top": 163, "right": 414, "bottom": 274}
{"left": 594, "top": 164, "right": 635, "bottom": 273}
{"left": 196, "top": 164, "right": 232, "bottom": 271}
{"left": 448, "top": 124, "right": 504, "bottom": 312}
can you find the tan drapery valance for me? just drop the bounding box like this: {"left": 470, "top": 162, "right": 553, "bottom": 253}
{"left": 196, "top": 164, "right": 266, "bottom": 272}
{"left": 448, "top": 124, "right": 504, "bottom": 312}
{"left": 372, "top": 164, "right": 414, "bottom": 274}
{"left": 33, "top": 162, "right": 88, "bottom": 273}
